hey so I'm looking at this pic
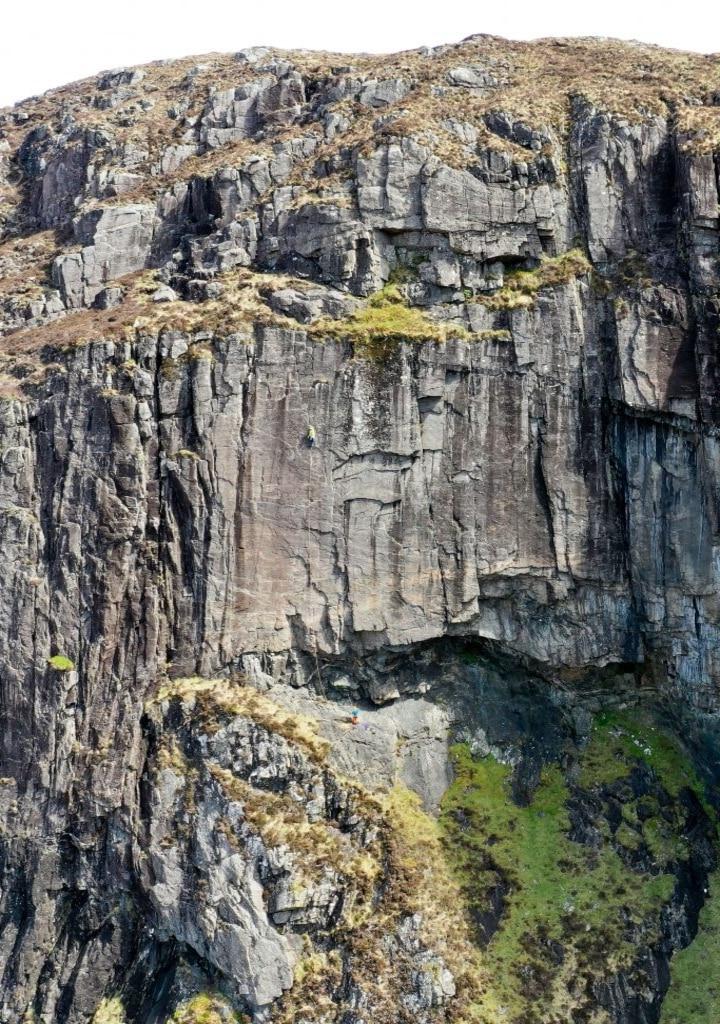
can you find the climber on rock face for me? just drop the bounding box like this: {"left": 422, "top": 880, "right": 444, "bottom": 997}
{"left": 307, "top": 425, "right": 317, "bottom": 448}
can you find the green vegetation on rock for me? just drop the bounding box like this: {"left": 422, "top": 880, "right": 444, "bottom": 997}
{"left": 475, "top": 249, "right": 591, "bottom": 310}
{"left": 311, "top": 283, "right": 470, "bottom": 360}
{"left": 166, "top": 993, "right": 246, "bottom": 1024}
{"left": 47, "top": 654, "right": 75, "bottom": 671}
{"left": 580, "top": 709, "right": 712, "bottom": 808}
{"left": 661, "top": 872, "right": 720, "bottom": 1024}
{"left": 574, "top": 714, "right": 720, "bottom": 1024}
{"left": 92, "top": 997, "right": 126, "bottom": 1024}
{"left": 437, "top": 712, "right": 706, "bottom": 1023}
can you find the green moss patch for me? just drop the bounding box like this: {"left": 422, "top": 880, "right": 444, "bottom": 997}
{"left": 661, "top": 871, "right": 720, "bottom": 1024}
{"left": 47, "top": 654, "right": 74, "bottom": 672}
{"left": 580, "top": 709, "right": 711, "bottom": 809}
{"left": 438, "top": 719, "right": 700, "bottom": 1022}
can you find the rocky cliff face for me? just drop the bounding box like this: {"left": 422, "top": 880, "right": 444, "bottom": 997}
{"left": 0, "top": 32, "right": 719, "bottom": 1024}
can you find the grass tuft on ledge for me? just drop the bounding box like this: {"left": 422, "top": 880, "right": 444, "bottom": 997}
{"left": 151, "top": 676, "right": 331, "bottom": 762}
{"left": 310, "top": 282, "right": 470, "bottom": 360}
{"left": 474, "top": 249, "right": 592, "bottom": 311}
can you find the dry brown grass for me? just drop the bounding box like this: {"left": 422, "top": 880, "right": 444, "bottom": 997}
{"left": 0, "top": 267, "right": 466, "bottom": 365}
{"left": 1, "top": 36, "right": 717, "bottom": 378}
{"left": 267, "top": 779, "right": 490, "bottom": 1023}
{"left": 676, "top": 103, "right": 720, "bottom": 153}
{"left": 1, "top": 278, "right": 150, "bottom": 355}
{"left": 211, "top": 765, "right": 381, "bottom": 901}
{"left": 362, "top": 785, "right": 487, "bottom": 1023}
{"left": 148, "top": 673, "right": 503, "bottom": 1023}
{"left": 3, "top": 35, "right": 718, "bottom": 203}
{"left": 132, "top": 268, "right": 302, "bottom": 337}
{"left": 272, "top": 944, "right": 343, "bottom": 1024}
{"left": 0, "top": 230, "right": 59, "bottom": 296}
{"left": 0, "top": 267, "right": 302, "bottom": 357}
{"left": 1, "top": 53, "right": 259, "bottom": 165}
{"left": 153, "top": 675, "right": 332, "bottom": 762}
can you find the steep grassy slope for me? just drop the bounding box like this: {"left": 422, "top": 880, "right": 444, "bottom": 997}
{"left": 439, "top": 712, "right": 718, "bottom": 1024}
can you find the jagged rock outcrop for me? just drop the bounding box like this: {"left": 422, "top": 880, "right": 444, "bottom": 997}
{"left": 0, "top": 31, "right": 719, "bottom": 1024}
{"left": 140, "top": 679, "right": 458, "bottom": 1023}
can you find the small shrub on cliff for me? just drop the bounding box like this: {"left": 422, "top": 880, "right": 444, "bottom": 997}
{"left": 47, "top": 654, "right": 74, "bottom": 672}
{"left": 167, "top": 992, "right": 246, "bottom": 1024}
{"left": 92, "top": 997, "right": 126, "bottom": 1024}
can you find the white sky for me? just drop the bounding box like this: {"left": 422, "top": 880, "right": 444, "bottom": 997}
{"left": 1, "top": 0, "right": 718, "bottom": 109}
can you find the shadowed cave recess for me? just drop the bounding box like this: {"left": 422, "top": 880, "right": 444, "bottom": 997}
{"left": 0, "top": 29, "right": 720, "bottom": 1024}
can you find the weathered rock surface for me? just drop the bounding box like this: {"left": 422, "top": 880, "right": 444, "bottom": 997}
{"left": 0, "top": 30, "right": 719, "bottom": 1024}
